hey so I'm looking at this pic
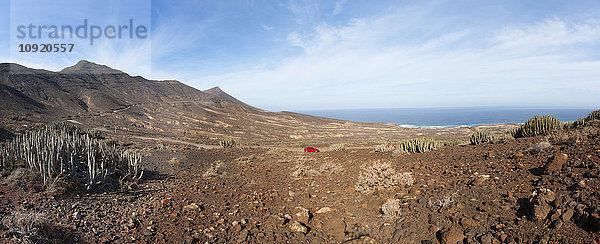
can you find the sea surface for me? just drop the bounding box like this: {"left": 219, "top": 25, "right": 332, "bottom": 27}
{"left": 295, "top": 107, "right": 596, "bottom": 128}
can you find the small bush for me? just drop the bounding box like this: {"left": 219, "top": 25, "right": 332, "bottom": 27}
{"left": 291, "top": 164, "right": 320, "bottom": 178}
{"left": 470, "top": 131, "right": 494, "bottom": 145}
{"left": 219, "top": 138, "right": 238, "bottom": 148}
{"left": 514, "top": 115, "right": 562, "bottom": 138}
{"left": 355, "top": 162, "right": 414, "bottom": 193}
{"left": 4, "top": 168, "right": 32, "bottom": 190}
{"left": 526, "top": 140, "right": 553, "bottom": 154}
{"left": 1, "top": 210, "right": 52, "bottom": 243}
{"left": 203, "top": 160, "right": 226, "bottom": 178}
{"left": 319, "top": 162, "right": 343, "bottom": 175}
{"left": 381, "top": 199, "right": 403, "bottom": 219}
{"left": 428, "top": 191, "right": 458, "bottom": 209}
{"left": 374, "top": 144, "right": 394, "bottom": 152}
{"left": 237, "top": 155, "right": 258, "bottom": 167}
{"left": 443, "top": 140, "right": 464, "bottom": 147}
{"left": 168, "top": 157, "right": 181, "bottom": 167}
{"left": 7, "top": 115, "right": 26, "bottom": 121}
{"left": 298, "top": 142, "right": 312, "bottom": 147}
{"left": 330, "top": 143, "right": 346, "bottom": 151}
{"left": 549, "top": 130, "right": 579, "bottom": 145}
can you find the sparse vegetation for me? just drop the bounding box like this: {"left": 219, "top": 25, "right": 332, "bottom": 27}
{"left": 355, "top": 162, "right": 414, "bottom": 193}
{"left": 428, "top": 191, "right": 458, "bottom": 209}
{"left": 330, "top": 143, "right": 346, "bottom": 151}
{"left": 381, "top": 199, "right": 403, "bottom": 219}
{"left": 470, "top": 131, "right": 494, "bottom": 145}
{"left": 291, "top": 164, "right": 320, "bottom": 178}
{"left": 168, "top": 157, "right": 181, "bottom": 167}
{"left": 298, "top": 142, "right": 312, "bottom": 147}
{"left": 0, "top": 126, "right": 143, "bottom": 189}
{"left": 7, "top": 114, "right": 26, "bottom": 121}
{"left": 236, "top": 155, "right": 258, "bottom": 167}
{"left": 526, "top": 140, "right": 553, "bottom": 154}
{"left": 374, "top": 144, "right": 394, "bottom": 152}
{"left": 48, "top": 120, "right": 103, "bottom": 139}
{"left": 203, "top": 160, "right": 226, "bottom": 178}
{"left": 219, "top": 138, "right": 238, "bottom": 148}
{"left": 0, "top": 210, "right": 61, "bottom": 243}
{"left": 443, "top": 139, "right": 465, "bottom": 147}
{"left": 513, "top": 115, "right": 561, "bottom": 138}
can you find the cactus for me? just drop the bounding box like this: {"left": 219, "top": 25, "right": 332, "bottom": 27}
{"left": 398, "top": 138, "right": 442, "bottom": 154}
{"left": 585, "top": 109, "right": 600, "bottom": 122}
{"left": 469, "top": 131, "right": 494, "bottom": 145}
{"left": 219, "top": 138, "right": 238, "bottom": 148}
{"left": 0, "top": 126, "right": 142, "bottom": 189}
{"left": 514, "top": 115, "right": 561, "bottom": 138}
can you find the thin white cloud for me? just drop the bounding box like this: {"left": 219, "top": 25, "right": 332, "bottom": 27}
{"left": 261, "top": 24, "right": 274, "bottom": 31}
{"left": 332, "top": 0, "right": 348, "bottom": 16}
{"left": 196, "top": 13, "right": 600, "bottom": 110}
{"left": 493, "top": 18, "right": 600, "bottom": 53}
{"left": 285, "top": 0, "right": 320, "bottom": 25}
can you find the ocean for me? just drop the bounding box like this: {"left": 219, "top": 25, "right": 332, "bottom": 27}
{"left": 295, "top": 107, "right": 596, "bottom": 128}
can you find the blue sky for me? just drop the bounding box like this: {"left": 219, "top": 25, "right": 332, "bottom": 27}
{"left": 1, "top": 0, "right": 600, "bottom": 111}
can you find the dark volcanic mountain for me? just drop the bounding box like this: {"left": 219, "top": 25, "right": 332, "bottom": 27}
{"left": 0, "top": 61, "right": 482, "bottom": 144}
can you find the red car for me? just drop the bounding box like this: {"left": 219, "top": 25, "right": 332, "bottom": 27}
{"left": 304, "top": 146, "right": 319, "bottom": 153}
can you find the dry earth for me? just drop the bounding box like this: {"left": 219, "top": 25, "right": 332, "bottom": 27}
{"left": 1, "top": 122, "right": 599, "bottom": 243}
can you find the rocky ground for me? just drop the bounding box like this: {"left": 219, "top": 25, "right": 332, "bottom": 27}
{"left": 1, "top": 123, "right": 600, "bottom": 243}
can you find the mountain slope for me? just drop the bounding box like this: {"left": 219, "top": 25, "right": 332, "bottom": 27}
{"left": 0, "top": 61, "right": 484, "bottom": 144}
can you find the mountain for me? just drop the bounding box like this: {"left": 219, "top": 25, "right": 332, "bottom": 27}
{"left": 60, "top": 60, "right": 124, "bottom": 74}
{"left": 0, "top": 61, "right": 478, "bottom": 144}
{"left": 203, "top": 86, "right": 262, "bottom": 111}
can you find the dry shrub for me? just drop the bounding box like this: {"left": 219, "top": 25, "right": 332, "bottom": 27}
{"left": 291, "top": 164, "right": 320, "bottom": 178}
{"left": 526, "top": 140, "right": 553, "bottom": 154}
{"left": 381, "top": 199, "right": 403, "bottom": 219}
{"left": 203, "top": 160, "right": 226, "bottom": 178}
{"left": 168, "top": 157, "right": 181, "bottom": 167}
{"left": 4, "top": 168, "right": 32, "bottom": 190}
{"left": 1, "top": 210, "right": 51, "bottom": 243}
{"left": 428, "top": 191, "right": 458, "bottom": 209}
{"left": 330, "top": 143, "right": 346, "bottom": 151}
{"left": 319, "top": 162, "right": 343, "bottom": 175}
{"left": 291, "top": 158, "right": 343, "bottom": 178}
{"left": 549, "top": 130, "right": 580, "bottom": 145}
{"left": 355, "top": 162, "right": 414, "bottom": 193}
{"left": 374, "top": 144, "right": 394, "bottom": 152}
{"left": 237, "top": 155, "right": 259, "bottom": 167}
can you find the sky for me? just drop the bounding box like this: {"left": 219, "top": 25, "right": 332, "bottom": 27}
{"left": 1, "top": 0, "right": 600, "bottom": 111}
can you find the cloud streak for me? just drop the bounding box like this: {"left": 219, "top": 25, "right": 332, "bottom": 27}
{"left": 196, "top": 8, "right": 600, "bottom": 110}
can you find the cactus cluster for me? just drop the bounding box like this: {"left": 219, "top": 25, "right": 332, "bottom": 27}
{"left": 514, "top": 115, "right": 562, "bottom": 138}
{"left": 586, "top": 109, "right": 600, "bottom": 121}
{"left": 398, "top": 138, "right": 442, "bottom": 154}
{"left": 470, "top": 131, "right": 494, "bottom": 145}
{"left": 0, "top": 127, "right": 143, "bottom": 189}
{"left": 219, "top": 138, "right": 238, "bottom": 148}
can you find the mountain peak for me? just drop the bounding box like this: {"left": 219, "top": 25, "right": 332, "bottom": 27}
{"left": 205, "top": 86, "right": 224, "bottom": 93}
{"left": 60, "top": 60, "right": 124, "bottom": 74}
